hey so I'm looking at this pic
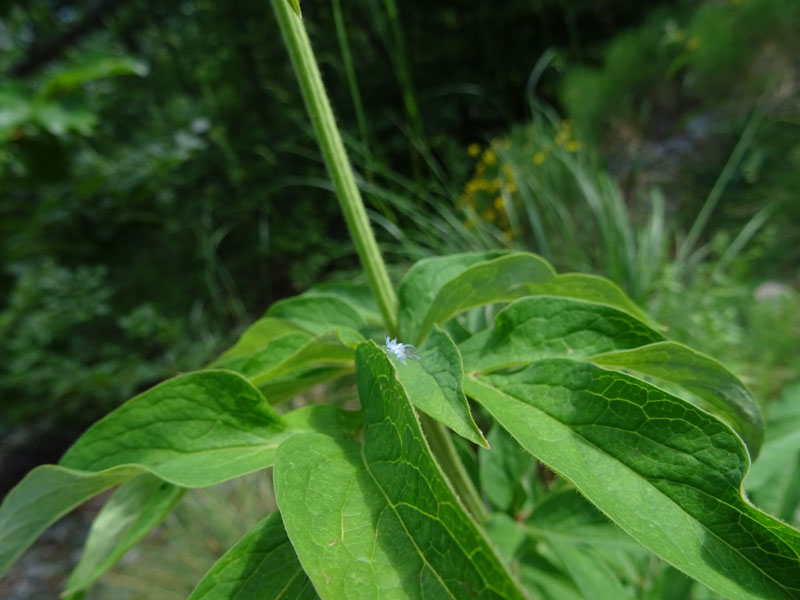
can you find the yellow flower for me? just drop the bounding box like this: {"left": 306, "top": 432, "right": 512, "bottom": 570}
{"left": 482, "top": 149, "right": 497, "bottom": 166}
{"left": 566, "top": 140, "right": 582, "bottom": 153}
{"left": 467, "top": 143, "right": 481, "bottom": 157}
{"left": 533, "top": 152, "right": 546, "bottom": 165}
{"left": 493, "top": 196, "right": 504, "bottom": 211}
{"left": 483, "top": 208, "right": 497, "bottom": 222}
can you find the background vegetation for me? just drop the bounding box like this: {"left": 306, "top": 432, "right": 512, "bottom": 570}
{"left": 1, "top": 0, "right": 798, "bottom": 597}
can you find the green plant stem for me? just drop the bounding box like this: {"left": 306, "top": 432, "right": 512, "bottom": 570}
{"left": 419, "top": 413, "right": 488, "bottom": 524}
{"left": 271, "top": 0, "right": 398, "bottom": 336}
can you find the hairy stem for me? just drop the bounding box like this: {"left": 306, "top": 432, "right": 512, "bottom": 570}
{"left": 419, "top": 413, "right": 488, "bottom": 524}
{"left": 271, "top": 0, "right": 398, "bottom": 335}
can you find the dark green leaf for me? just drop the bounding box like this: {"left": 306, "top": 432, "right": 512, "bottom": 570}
{"left": 273, "top": 341, "right": 526, "bottom": 599}
{"left": 465, "top": 359, "right": 800, "bottom": 600}
{"left": 460, "top": 296, "right": 664, "bottom": 373}
{"left": 592, "top": 341, "right": 764, "bottom": 459}
{"left": 189, "top": 511, "right": 316, "bottom": 600}
{"left": 398, "top": 252, "right": 554, "bottom": 344}
{"left": 59, "top": 370, "right": 287, "bottom": 487}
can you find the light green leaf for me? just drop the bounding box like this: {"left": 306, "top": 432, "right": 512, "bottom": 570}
{"left": 461, "top": 296, "right": 664, "bottom": 373}
{"left": 479, "top": 425, "right": 538, "bottom": 514}
{"left": 282, "top": 403, "right": 363, "bottom": 440}
{"left": 266, "top": 294, "right": 365, "bottom": 335}
{"left": 548, "top": 540, "right": 635, "bottom": 600}
{"left": 0, "top": 381, "right": 360, "bottom": 580}
{"left": 393, "top": 326, "right": 487, "bottom": 447}
{"left": 259, "top": 365, "right": 354, "bottom": 404}
{"left": 273, "top": 341, "right": 526, "bottom": 599}
{"left": 248, "top": 328, "right": 361, "bottom": 386}
{"left": 484, "top": 512, "right": 527, "bottom": 564}
{"left": 211, "top": 317, "right": 302, "bottom": 368}
{"left": 592, "top": 341, "right": 764, "bottom": 459}
{"left": 465, "top": 359, "right": 800, "bottom": 600}
{"left": 0, "top": 464, "right": 140, "bottom": 578}
{"left": 41, "top": 55, "right": 148, "bottom": 98}
{"left": 398, "top": 251, "right": 555, "bottom": 344}
{"left": 303, "top": 282, "right": 382, "bottom": 325}
{"left": 64, "top": 475, "right": 185, "bottom": 596}
{"left": 526, "top": 273, "right": 655, "bottom": 327}
{"left": 747, "top": 382, "right": 800, "bottom": 524}
{"left": 59, "top": 370, "right": 287, "bottom": 487}
{"left": 189, "top": 511, "right": 316, "bottom": 600}
{"left": 525, "top": 489, "right": 636, "bottom": 548}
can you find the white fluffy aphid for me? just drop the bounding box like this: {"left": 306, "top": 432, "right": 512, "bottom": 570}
{"left": 383, "top": 336, "right": 421, "bottom": 365}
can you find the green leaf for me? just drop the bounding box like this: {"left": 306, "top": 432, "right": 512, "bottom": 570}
{"left": 398, "top": 252, "right": 555, "bottom": 344}
{"left": 548, "top": 540, "right": 636, "bottom": 600}
{"left": 189, "top": 511, "right": 316, "bottom": 600}
{"left": 479, "top": 425, "right": 538, "bottom": 514}
{"left": 592, "top": 341, "right": 764, "bottom": 459}
{"left": 303, "top": 282, "right": 382, "bottom": 325}
{"left": 248, "top": 328, "right": 361, "bottom": 386}
{"left": 64, "top": 475, "right": 185, "bottom": 596}
{"left": 266, "top": 294, "right": 365, "bottom": 335}
{"left": 0, "top": 464, "right": 140, "bottom": 578}
{"left": 211, "top": 317, "right": 302, "bottom": 367}
{"left": 460, "top": 296, "right": 664, "bottom": 374}
{"left": 526, "top": 273, "right": 655, "bottom": 327}
{"left": 40, "top": 55, "right": 148, "bottom": 98}
{"left": 393, "top": 325, "right": 487, "bottom": 447}
{"left": 525, "top": 489, "right": 636, "bottom": 548}
{"left": 283, "top": 403, "right": 363, "bottom": 440}
{"left": 59, "top": 370, "right": 287, "bottom": 487}
{"left": 259, "top": 365, "right": 354, "bottom": 405}
{"left": 465, "top": 359, "right": 800, "bottom": 600}
{"left": 747, "top": 382, "right": 800, "bottom": 524}
{"left": 273, "top": 341, "right": 526, "bottom": 599}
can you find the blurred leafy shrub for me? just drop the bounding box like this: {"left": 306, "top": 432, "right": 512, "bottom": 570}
{"left": 0, "top": 260, "right": 221, "bottom": 430}
{"left": 561, "top": 0, "right": 800, "bottom": 140}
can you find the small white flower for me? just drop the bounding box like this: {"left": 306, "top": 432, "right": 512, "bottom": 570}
{"left": 383, "top": 336, "right": 421, "bottom": 365}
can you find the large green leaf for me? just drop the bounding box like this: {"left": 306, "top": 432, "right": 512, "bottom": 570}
{"left": 189, "top": 511, "right": 316, "bottom": 600}
{"left": 0, "top": 464, "right": 140, "bottom": 578}
{"left": 592, "top": 341, "right": 764, "bottom": 459}
{"left": 392, "top": 325, "right": 487, "bottom": 447}
{"left": 211, "top": 318, "right": 303, "bottom": 368}
{"left": 398, "top": 252, "right": 554, "bottom": 344}
{"left": 397, "top": 252, "right": 656, "bottom": 346}
{"left": 273, "top": 341, "right": 526, "bottom": 599}
{"left": 465, "top": 359, "right": 800, "bottom": 600}
{"left": 460, "top": 296, "right": 664, "bottom": 373}
{"left": 266, "top": 294, "right": 365, "bottom": 335}
{"left": 64, "top": 475, "right": 185, "bottom": 596}
{"left": 746, "top": 382, "right": 800, "bottom": 524}
{"left": 247, "top": 328, "right": 361, "bottom": 386}
{"left": 59, "top": 370, "right": 288, "bottom": 487}
{"left": 303, "top": 282, "right": 382, "bottom": 326}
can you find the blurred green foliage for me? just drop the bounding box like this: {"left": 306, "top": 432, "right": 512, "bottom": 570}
{"left": 0, "top": 0, "right": 797, "bottom": 432}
